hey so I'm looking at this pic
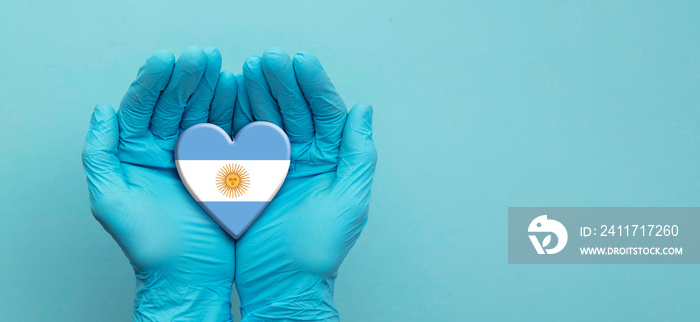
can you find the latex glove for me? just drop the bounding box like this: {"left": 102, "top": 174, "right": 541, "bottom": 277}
{"left": 82, "top": 47, "right": 239, "bottom": 321}
{"left": 233, "top": 48, "right": 377, "bottom": 321}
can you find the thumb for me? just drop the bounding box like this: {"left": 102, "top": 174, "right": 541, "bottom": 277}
{"left": 82, "top": 104, "right": 128, "bottom": 199}
{"left": 333, "top": 102, "right": 377, "bottom": 197}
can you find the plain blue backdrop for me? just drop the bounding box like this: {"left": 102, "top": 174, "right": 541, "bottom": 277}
{"left": 2, "top": 1, "right": 700, "bottom": 321}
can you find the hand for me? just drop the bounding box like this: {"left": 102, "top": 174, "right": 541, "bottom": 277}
{"left": 233, "top": 48, "right": 377, "bottom": 321}
{"left": 82, "top": 47, "right": 239, "bottom": 321}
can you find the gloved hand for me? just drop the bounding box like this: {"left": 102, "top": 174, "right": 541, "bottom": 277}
{"left": 82, "top": 47, "right": 239, "bottom": 321}
{"left": 233, "top": 48, "right": 377, "bottom": 321}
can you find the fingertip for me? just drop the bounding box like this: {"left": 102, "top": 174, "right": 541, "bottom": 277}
{"left": 218, "top": 71, "right": 237, "bottom": 86}
{"left": 86, "top": 104, "right": 119, "bottom": 154}
{"left": 349, "top": 102, "right": 374, "bottom": 135}
{"left": 334, "top": 102, "right": 377, "bottom": 193}
{"left": 150, "top": 49, "right": 176, "bottom": 67}
{"left": 83, "top": 103, "right": 127, "bottom": 195}
{"left": 209, "top": 71, "right": 237, "bottom": 134}
{"left": 354, "top": 101, "right": 373, "bottom": 114}
{"left": 293, "top": 51, "right": 317, "bottom": 62}
{"left": 262, "top": 47, "right": 291, "bottom": 70}
{"left": 265, "top": 46, "right": 285, "bottom": 54}
{"left": 213, "top": 72, "right": 236, "bottom": 95}
{"left": 140, "top": 50, "right": 175, "bottom": 82}
{"left": 90, "top": 104, "right": 118, "bottom": 131}
{"left": 243, "top": 55, "right": 263, "bottom": 75}
{"left": 360, "top": 102, "right": 373, "bottom": 130}
{"left": 178, "top": 46, "right": 208, "bottom": 71}
{"left": 94, "top": 104, "right": 116, "bottom": 121}
{"left": 235, "top": 73, "right": 247, "bottom": 97}
{"left": 292, "top": 52, "right": 307, "bottom": 65}
{"left": 362, "top": 103, "right": 374, "bottom": 137}
{"left": 232, "top": 73, "right": 254, "bottom": 136}
{"left": 293, "top": 51, "right": 322, "bottom": 69}
{"left": 183, "top": 45, "right": 206, "bottom": 56}
{"left": 204, "top": 46, "right": 221, "bottom": 57}
{"left": 214, "top": 71, "right": 237, "bottom": 100}
{"left": 293, "top": 52, "right": 328, "bottom": 83}
{"left": 204, "top": 47, "right": 223, "bottom": 69}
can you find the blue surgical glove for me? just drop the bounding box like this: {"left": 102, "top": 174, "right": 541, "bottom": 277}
{"left": 233, "top": 48, "right": 377, "bottom": 321}
{"left": 82, "top": 47, "right": 239, "bottom": 321}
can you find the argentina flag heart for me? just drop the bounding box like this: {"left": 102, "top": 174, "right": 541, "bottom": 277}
{"left": 175, "top": 122, "right": 291, "bottom": 239}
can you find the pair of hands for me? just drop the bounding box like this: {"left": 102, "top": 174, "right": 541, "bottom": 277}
{"left": 82, "top": 47, "right": 377, "bottom": 321}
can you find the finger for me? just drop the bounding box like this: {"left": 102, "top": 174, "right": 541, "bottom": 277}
{"left": 82, "top": 104, "right": 128, "bottom": 199}
{"left": 232, "top": 73, "right": 254, "bottom": 136}
{"left": 243, "top": 55, "right": 284, "bottom": 129}
{"left": 293, "top": 52, "right": 347, "bottom": 147}
{"left": 180, "top": 47, "right": 222, "bottom": 131}
{"left": 332, "top": 102, "right": 377, "bottom": 197}
{"left": 208, "top": 71, "right": 237, "bottom": 135}
{"left": 150, "top": 46, "right": 208, "bottom": 139}
{"left": 262, "top": 47, "right": 314, "bottom": 143}
{"left": 118, "top": 50, "right": 175, "bottom": 139}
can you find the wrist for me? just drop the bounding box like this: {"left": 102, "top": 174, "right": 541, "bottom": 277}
{"left": 240, "top": 288, "right": 338, "bottom": 321}
{"left": 133, "top": 276, "right": 233, "bottom": 321}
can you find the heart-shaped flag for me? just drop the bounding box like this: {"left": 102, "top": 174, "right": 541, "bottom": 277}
{"left": 175, "top": 122, "right": 291, "bottom": 239}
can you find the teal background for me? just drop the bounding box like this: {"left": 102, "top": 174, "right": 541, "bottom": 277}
{"left": 1, "top": 1, "right": 699, "bottom": 321}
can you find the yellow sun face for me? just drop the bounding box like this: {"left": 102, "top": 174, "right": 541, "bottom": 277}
{"left": 216, "top": 164, "right": 250, "bottom": 198}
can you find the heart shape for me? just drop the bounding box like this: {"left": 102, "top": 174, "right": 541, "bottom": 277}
{"left": 175, "top": 122, "right": 290, "bottom": 239}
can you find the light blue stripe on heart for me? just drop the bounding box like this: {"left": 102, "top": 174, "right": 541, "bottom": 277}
{"left": 199, "top": 201, "right": 269, "bottom": 239}
{"left": 175, "top": 122, "right": 290, "bottom": 160}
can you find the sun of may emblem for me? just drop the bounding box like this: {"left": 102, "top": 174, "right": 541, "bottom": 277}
{"left": 216, "top": 164, "right": 250, "bottom": 198}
